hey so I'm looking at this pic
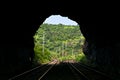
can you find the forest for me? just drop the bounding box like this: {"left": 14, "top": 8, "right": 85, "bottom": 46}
{"left": 33, "top": 24, "right": 86, "bottom": 64}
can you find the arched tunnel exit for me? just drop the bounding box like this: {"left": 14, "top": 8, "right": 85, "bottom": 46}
{"left": 1, "top": 3, "right": 120, "bottom": 79}
{"left": 33, "top": 15, "right": 86, "bottom": 64}
{"left": 8, "top": 15, "right": 113, "bottom": 80}
{"left": 1, "top": 12, "right": 119, "bottom": 80}
{"left": 10, "top": 15, "right": 113, "bottom": 80}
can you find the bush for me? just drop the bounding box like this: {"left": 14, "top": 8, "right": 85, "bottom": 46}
{"left": 34, "top": 44, "right": 52, "bottom": 64}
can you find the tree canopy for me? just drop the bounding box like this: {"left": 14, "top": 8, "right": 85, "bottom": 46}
{"left": 33, "top": 24, "right": 85, "bottom": 64}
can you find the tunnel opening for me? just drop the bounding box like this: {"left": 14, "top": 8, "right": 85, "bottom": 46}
{"left": 1, "top": 3, "right": 120, "bottom": 79}
{"left": 7, "top": 14, "right": 116, "bottom": 80}
{"left": 6, "top": 15, "right": 119, "bottom": 80}
{"left": 33, "top": 15, "right": 87, "bottom": 65}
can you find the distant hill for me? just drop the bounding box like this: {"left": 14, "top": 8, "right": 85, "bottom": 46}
{"left": 34, "top": 23, "right": 85, "bottom": 54}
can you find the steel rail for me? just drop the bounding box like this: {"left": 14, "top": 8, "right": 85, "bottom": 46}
{"left": 8, "top": 61, "right": 57, "bottom": 80}
{"left": 68, "top": 62, "right": 89, "bottom": 80}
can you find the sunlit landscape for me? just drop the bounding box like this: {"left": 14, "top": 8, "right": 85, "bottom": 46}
{"left": 33, "top": 23, "right": 86, "bottom": 64}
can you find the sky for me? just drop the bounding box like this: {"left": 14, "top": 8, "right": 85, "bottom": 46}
{"left": 43, "top": 15, "right": 78, "bottom": 25}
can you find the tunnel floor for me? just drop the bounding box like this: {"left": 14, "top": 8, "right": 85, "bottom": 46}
{"left": 8, "top": 61, "right": 113, "bottom": 80}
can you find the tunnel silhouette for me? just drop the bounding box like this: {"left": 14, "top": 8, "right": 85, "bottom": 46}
{"left": 0, "top": 2, "right": 120, "bottom": 79}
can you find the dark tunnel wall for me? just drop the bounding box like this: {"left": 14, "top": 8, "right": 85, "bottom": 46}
{"left": 0, "top": 2, "right": 120, "bottom": 78}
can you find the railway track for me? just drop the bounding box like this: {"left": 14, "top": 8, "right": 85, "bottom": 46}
{"left": 69, "top": 62, "right": 114, "bottom": 80}
{"left": 8, "top": 61, "right": 57, "bottom": 80}
{"left": 39, "top": 62, "right": 78, "bottom": 80}
{"left": 8, "top": 61, "right": 114, "bottom": 80}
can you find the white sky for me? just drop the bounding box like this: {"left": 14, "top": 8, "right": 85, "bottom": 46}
{"left": 43, "top": 15, "right": 78, "bottom": 25}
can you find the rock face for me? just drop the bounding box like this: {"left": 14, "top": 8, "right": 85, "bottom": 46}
{"left": 0, "top": 2, "right": 120, "bottom": 78}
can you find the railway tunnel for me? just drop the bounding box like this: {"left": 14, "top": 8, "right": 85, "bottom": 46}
{"left": 0, "top": 2, "right": 120, "bottom": 80}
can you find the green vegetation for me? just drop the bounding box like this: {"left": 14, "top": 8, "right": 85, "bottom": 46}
{"left": 33, "top": 24, "right": 87, "bottom": 64}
